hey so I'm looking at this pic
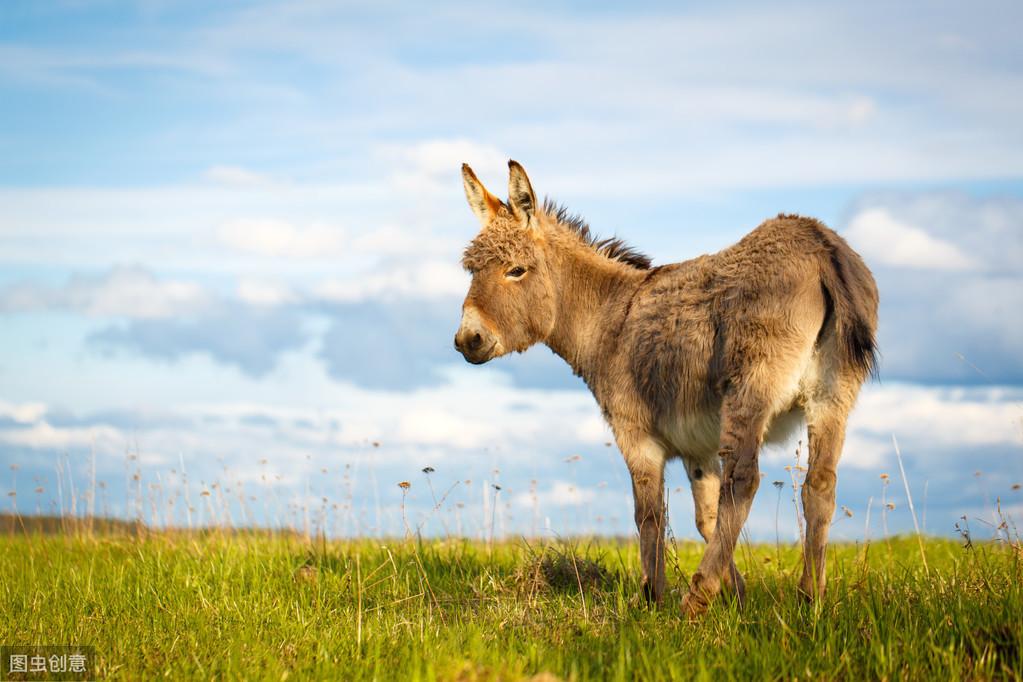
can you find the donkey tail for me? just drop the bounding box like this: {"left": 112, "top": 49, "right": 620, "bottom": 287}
{"left": 815, "top": 226, "right": 880, "bottom": 379}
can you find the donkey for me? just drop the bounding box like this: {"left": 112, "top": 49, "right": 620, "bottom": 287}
{"left": 453, "top": 160, "right": 878, "bottom": 615}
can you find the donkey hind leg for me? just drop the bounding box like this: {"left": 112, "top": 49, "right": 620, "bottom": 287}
{"left": 682, "top": 393, "right": 768, "bottom": 618}
{"left": 799, "top": 397, "right": 853, "bottom": 600}
{"left": 621, "top": 437, "right": 667, "bottom": 605}
{"left": 687, "top": 457, "right": 745, "bottom": 605}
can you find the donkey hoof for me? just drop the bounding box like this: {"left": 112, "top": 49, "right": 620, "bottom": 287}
{"left": 797, "top": 582, "right": 823, "bottom": 603}
{"left": 641, "top": 581, "right": 663, "bottom": 606}
{"left": 732, "top": 575, "right": 747, "bottom": 610}
{"left": 681, "top": 591, "right": 709, "bottom": 620}
{"left": 722, "top": 566, "right": 746, "bottom": 608}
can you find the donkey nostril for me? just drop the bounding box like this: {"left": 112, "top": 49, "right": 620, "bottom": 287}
{"left": 469, "top": 332, "right": 482, "bottom": 351}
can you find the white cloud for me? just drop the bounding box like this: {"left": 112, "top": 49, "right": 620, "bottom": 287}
{"left": 215, "top": 216, "right": 459, "bottom": 268}
{"left": 0, "top": 420, "right": 125, "bottom": 453}
{"left": 763, "top": 382, "right": 1023, "bottom": 471}
{"left": 844, "top": 207, "right": 978, "bottom": 270}
{"left": 0, "top": 265, "right": 211, "bottom": 318}
{"left": 236, "top": 278, "right": 297, "bottom": 306}
{"left": 850, "top": 383, "right": 1023, "bottom": 449}
{"left": 838, "top": 192, "right": 1023, "bottom": 384}
{"left": 381, "top": 138, "right": 509, "bottom": 196}
{"left": 217, "top": 219, "right": 348, "bottom": 259}
{"left": 513, "top": 481, "right": 598, "bottom": 509}
{"left": 202, "top": 165, "right": 275, "bottom": 188}
{"left": 395, "top": 408, "right": 499, "bottom": 450}
{"left": 314, "top": 260, "right": 467, "bottom": 303}
{"left": 0, "top": 401, "right": 48, "bottom": 424}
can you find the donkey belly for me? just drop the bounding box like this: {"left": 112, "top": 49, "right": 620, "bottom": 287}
{"left": 659, "top": 406, "right": 805, "bottom": 463}
{"left": 659, "top": 410, "right": 721, "bottom": 462}
{"left": 764, "top": 406, "right": 805, "bottom": 446}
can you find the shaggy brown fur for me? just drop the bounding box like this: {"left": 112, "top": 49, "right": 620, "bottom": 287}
{"left": 454, "top": 161, "right": 878, "bottom": 615}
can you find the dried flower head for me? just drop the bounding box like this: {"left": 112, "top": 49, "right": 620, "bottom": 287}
{"left": 398, "top": 481, "right": 410, "bottom": 490}
{"left": 879, "top": 473, "right": 889, "bottom": 480}
{"left": 422, "top": 467, "right": 435, "bottom": 475}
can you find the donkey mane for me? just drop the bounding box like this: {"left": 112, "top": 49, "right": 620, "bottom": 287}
{"left": 542, "top": 198, "right": 652, "bottom": 270}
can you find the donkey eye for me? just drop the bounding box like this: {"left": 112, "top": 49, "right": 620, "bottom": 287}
{"left": 506, "top": 266, "right": 527, "bottom": 279}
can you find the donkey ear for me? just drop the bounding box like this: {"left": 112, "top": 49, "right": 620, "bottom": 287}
{"left": 462, "top": 164, "right": 501, "bottom": 227}
{"left": 507, "top": 160, "right": 537, "bottom": 225}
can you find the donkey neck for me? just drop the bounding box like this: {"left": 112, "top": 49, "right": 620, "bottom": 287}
{"left": 543, "top": 241, "right": 645, "bottom": 382}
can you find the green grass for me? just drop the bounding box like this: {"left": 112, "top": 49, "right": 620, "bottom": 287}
{"left": 1, "top": 528, "right": 1020, "bottom": 681}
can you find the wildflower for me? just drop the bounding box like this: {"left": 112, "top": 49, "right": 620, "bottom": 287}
{"left": 371, "top": 441, "right": 380, "bottom": 448}
{"left": 6, "top": 491, "right": 15, "bottom": 497}
{"left": 772, "top": 481, "right": 784, "bottom": 489}
{"left": 886, "top": 502, "right": 895, "bottom": 510}
{"left": 604, "top": 441, "right": 612, "bottom": 447}
{"left": 841, "top": 506, "right": 854, "bottom": 518}
{"left": 879, "top": 473, "right": 889, "bottom": 480}
{"left": 200, "top": 490, "right": 211, "bottom": 497}
{"left": 398, "top": 481, "right": 410, "bottom": 490}
{"left": 422, "top": 466, "right": 435, "bottom": 474}
{"left": 492, "top": 484, "right": 502, "bottom": 491}
{"left": 34, "top": 487, "right": 43, "bottom": 493}
{"left": 1012, "top": 483, "right": 1021, "bottom": 491}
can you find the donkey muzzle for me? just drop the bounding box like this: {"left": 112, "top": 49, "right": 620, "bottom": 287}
{"left": 454, "top": 306, "right": 498, "bottom": 364}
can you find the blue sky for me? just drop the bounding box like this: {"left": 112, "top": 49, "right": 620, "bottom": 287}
{"left": 1, "top": 0, "right": 1021, "bottom": 541}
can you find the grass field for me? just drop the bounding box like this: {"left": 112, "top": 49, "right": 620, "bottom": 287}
{"left": 1, "top": 525, "right": 1021, "bottom": 681}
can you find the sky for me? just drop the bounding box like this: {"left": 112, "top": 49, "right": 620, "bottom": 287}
{"left": 1, "top": 0, "right": 1021, "bottom": 542}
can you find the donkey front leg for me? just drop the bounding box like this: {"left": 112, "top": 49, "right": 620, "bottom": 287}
{"left": 682, "top": 395, "right": 767, "bottom": 618}
{"left": 620, "top": 436, "right": 667, "bottom": 605}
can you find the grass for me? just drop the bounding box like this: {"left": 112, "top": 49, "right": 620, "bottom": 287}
{"left": 0, "top": 525, "right": 1021, "bottom": 681}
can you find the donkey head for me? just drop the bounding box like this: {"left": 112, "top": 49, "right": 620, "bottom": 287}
{"left": 454, "top": 161, "right": 556, "bottom": 364}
